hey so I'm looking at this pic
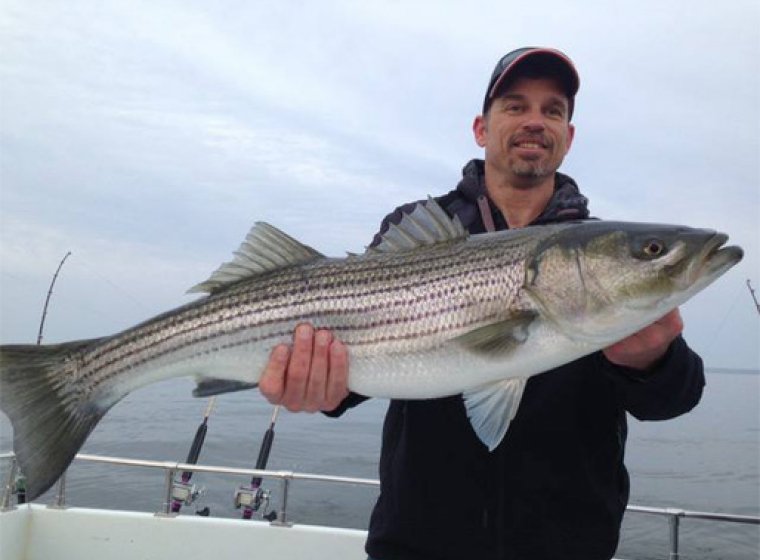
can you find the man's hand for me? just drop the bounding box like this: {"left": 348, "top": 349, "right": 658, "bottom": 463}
{"left": 259, "top": 323, "right": 349, "bottom": 412}
{"left": 603, "top": 309, "right": 684, "bottom": 372}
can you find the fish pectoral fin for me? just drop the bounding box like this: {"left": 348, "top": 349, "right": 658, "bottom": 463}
{"left": 463, "top": 378, "right": 527, "bottom": 451}
{"left": 193, "top": 378, "right": 259, "bottom": 397}
{"left": 453, "top": 312, "right": 537, "bottom": 356}
{"left": 188, "top": 222, "right": 325, "bottom": 294}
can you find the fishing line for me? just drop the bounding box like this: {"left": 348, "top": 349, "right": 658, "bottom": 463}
{"left": 72, "top": 254, "right": 154, "bottom": 313}
{"left": 746, "top": 279, "right": 760, "bottom": 316}
{"left": 29, "top": 255, "right": 151, "bottom": 336}
{"left": 701, "top": 280, "right": 746, "bottom": 362}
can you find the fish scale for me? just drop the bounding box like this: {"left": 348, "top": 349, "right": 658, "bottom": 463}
{"left": 75, "top": 233, "right": 531, "bottom": 399}
{"left": 0, "top": 199, "right": 742, "bottom": 500}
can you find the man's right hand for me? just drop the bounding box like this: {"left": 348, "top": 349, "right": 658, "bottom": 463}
{"left": 259, "top": 323, "right": 349, "bottom": 413}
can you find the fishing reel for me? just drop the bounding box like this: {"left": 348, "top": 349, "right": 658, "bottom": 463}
{"left": 12, "top": 474, "right": 26, "bottom": 505}
{"left": 170, "top": 479, "right": 205, "bottom": 510}
{"left": 235, "top": 406, "right": 280, "bottom": 521}
{"left": 234, "top": 484, "right": 276, "bottom": 520}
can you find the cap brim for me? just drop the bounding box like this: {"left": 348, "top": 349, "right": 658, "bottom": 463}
{"left": 487, "top": 48, "right": 580, "bottom": 104}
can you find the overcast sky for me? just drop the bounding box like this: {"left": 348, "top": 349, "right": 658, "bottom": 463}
{"left": 1, "top": 0, "right": 758, "bottom": 369}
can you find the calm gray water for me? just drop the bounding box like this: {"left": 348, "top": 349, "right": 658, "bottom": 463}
{"left": 1, "top": 370, "right": 758, "bottom": 559}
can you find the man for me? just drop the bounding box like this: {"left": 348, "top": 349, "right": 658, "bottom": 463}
{"left": 259, "top": 48, "right": 705, "bottom": 560}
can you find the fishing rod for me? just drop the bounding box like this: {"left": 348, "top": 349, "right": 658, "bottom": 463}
{"left": 37, "top": 251, "right": 72, "bottom": 344}
{"left": 235, "top": 405, "right": 280, "bottom": 520}
{"left": 747, "top": 280, "right": 760, "bottom": 316}
{"left": 170, "top": 397, "right": 216, "bottom": 515}
{"left": 14, "top": 251, "right": 74, "bottom": 504}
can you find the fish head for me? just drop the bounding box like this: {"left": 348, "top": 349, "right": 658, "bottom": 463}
{"left": 523, "top": 221, "right": 743, "bottom": 344}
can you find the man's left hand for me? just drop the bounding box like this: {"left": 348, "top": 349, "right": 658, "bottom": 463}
{"left": 603, "top": 309, "right": 684, "bottom": 372}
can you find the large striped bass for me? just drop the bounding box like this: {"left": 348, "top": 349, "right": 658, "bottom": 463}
{"left": 0, "top": 200, "right": 743, "bottom": 500}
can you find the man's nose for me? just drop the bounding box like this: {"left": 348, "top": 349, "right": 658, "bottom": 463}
{"left": 521, "top": 112, "right": 546, "bottom": 131}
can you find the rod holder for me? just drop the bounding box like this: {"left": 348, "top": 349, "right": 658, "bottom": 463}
{"left": 49, "top": 472, "right": 67, "bottom": 509}
{"left": 1, "top": 458, "right": 18, "bottom": 511}
{"left": 271, "top": 476, "right": 293, "bottom": 527}
{"left": 156, "top": 468, "right": 178, "bottom": 517}
{"left": 667, "top": 509, "right": 683, "bottom": 560}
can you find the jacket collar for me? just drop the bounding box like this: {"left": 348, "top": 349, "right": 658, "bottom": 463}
{"left": 457, "top": 159, "right": 590, "bottom": 225}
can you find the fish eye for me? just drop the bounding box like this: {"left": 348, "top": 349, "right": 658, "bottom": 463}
{"left": 642, "top": 239, "right": 666, "bottom": 258}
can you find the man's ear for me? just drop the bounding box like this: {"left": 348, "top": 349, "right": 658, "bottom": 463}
{"left": 565, "top": 122, "right": 576, "bottom": 154}
{"left": 473, "top": 114, "right": 487, "bottom": 148}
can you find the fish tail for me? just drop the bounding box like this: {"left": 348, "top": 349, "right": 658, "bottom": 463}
{"left": 0, "top": 338, "right": 108, "bottom": 501}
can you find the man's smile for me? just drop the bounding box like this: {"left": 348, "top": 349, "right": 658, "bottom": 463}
{"left": 511, "top": 136, "right": 552, "bottom": 158}
{"left": 511, "top": 135, "right": 551, "bottom": 150}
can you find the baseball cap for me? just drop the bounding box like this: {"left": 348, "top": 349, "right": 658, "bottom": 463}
{"left": 482, "top": 47, "right": 580, "bottom": 117}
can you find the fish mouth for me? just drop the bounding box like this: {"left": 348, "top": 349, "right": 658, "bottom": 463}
{"left": 691, "top": 232, "right": 743, "bottom": 283}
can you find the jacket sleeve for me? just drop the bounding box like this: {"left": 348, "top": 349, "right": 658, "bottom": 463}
{"left": 599, "top": 335, "right": 705, "bottom": 421}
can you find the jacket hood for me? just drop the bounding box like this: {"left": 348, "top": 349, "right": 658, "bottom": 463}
{"left": 456, "top": 159, "right": 590, "bottom": 224}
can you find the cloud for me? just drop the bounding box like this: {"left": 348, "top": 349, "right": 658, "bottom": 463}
{"left": 1, "top": 0, "right": 758, "bottom": 367}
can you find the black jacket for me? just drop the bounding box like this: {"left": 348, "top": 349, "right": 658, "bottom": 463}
{"left": 329, "top": 160, "right": 705, "bottom": 560}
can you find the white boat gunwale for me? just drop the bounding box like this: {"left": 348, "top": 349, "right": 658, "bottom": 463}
{"left": 1, "top": 452, "right": 758, "bottom": 560}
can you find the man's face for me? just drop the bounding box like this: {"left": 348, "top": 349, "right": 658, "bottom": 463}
{"left": 473, "top": 76, "right": 575, "bottom": 187}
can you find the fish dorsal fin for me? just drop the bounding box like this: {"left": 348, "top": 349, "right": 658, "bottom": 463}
{"left": 368, "top": 197, "right": 468, "bottom": 254}
{"left": 463, "top": 377, "right": 527, "bottom": 451}
{"left": 188, "top": 222, "right": 324, "bottom": 294}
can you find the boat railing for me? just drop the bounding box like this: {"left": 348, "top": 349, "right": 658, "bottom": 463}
{"left": 1, "top": 452, "right": 758, "bottom": 560}
{"left": 0, "top": 452, "right": 379, "bottom": 526}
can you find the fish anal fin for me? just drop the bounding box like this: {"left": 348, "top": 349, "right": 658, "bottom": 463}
{"left": 463, "top": 378, "right": 527, "bottom": 451}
